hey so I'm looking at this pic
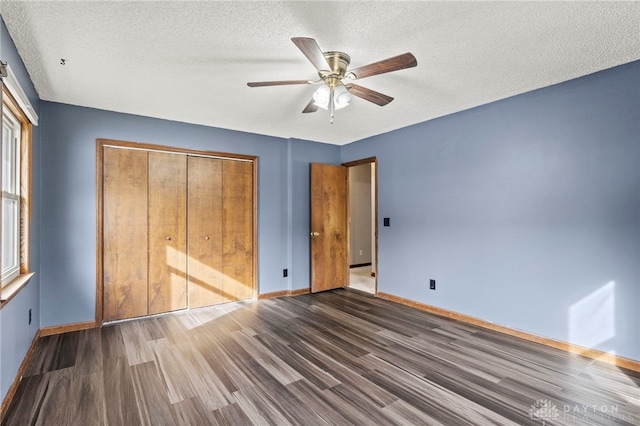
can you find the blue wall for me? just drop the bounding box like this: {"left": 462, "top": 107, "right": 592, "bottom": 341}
{"left": 342, "top": 61, "right": 640, "bottom": 361}
{"left": 0, "top": 17, "right": 42, "bottom": 402}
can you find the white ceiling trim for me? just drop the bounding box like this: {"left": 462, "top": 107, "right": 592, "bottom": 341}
{"left": 2, "top": 64, "right": 39, "bottom": 126}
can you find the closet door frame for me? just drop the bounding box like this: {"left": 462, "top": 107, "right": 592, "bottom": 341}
{"left": 96, "top": 139, "right": 258, "bottom": 325}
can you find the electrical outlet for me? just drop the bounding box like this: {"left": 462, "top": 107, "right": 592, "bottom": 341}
{"left": 28, "top": 308, "right": 32, "bottom": 325}
{"left": 429, "top": 279, "right": 436, "bottom": 290}
{"left": 283, "top": 269, "right": 288, "bottom": 278}
{"left": 359, "top": 249, "right": 363, "bottom": 256}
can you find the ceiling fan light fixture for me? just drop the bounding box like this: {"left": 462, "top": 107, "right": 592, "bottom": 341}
{"left": 312, "top": 85, "right": 330, "bottom": 109}
{"left": 313, "top": 84, "right": 351, "bottom": 110}
{"left": 333, "top": 84, "right": 352, "bottom": 109}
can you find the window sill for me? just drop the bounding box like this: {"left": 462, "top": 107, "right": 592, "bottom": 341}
{"left": 0, "top": 272, "right": 35, "bottom": 309}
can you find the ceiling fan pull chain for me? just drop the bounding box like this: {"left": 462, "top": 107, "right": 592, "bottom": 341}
{"left": 329, "top": 86, "right": 335, "bottom": 124}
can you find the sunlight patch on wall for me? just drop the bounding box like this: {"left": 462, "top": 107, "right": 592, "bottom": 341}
{"left": 569, "top": 281, "right": 615, "bottom": 352}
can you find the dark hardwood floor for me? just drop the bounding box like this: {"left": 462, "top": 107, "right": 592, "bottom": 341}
{"left": 3, "top": 289, "right": 639, "bottom": 425}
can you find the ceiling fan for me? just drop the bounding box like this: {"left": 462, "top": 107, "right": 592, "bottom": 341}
{"left": 247, "top": 37, "right": 417, "bottom": 123}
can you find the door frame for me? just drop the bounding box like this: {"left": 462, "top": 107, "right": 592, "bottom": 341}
{"left": 343, "top": 156, "right": 378, "bottom": 295}
{"left": 95, "top": 139, "right": 258, "bottom": 325}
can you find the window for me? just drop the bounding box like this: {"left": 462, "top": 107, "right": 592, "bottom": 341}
{"left": 0, "top": 72, "right": 35, "bottom": 303}
{"left": 2, "top": 104, "right": 21, "bottom": 285}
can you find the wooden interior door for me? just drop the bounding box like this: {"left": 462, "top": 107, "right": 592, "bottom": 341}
{"left": 222, "top": 160, "right": 254, "bottom": 301}
{"left": 103, "top": 147, "right": 149, "bottom": 321}
{"left": 148, "top": 151, "right": 187, "bottom": 315}
{"left": 310, "top": 163, "right": 349, "bottom": 293}
{"left": 187, "top": 156, "right": 224, "bottom": 308}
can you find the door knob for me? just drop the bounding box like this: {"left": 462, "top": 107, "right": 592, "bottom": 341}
{"left": 310, "top": 232, "right": 320, "bottom": 237}
{"left": 204, "top": 236, "right": 210, "bottom": 240}
{"left": 166, "top": 237, "right": 172, "bottom": 241}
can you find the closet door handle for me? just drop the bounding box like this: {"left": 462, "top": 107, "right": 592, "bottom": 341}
{"left": 204, "top": 236, "right": 210, "bottom": 240}
{"left": 166, "top": 237, "right": 172, "bottom": 241}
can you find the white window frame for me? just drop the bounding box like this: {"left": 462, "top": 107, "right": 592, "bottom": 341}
{"left": 2, "top": 106, "right": 21, "bottom": 285}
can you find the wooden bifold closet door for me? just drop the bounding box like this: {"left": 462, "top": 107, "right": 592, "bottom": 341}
{"left": 187, "top": 157, "right": 254, "bottom": 307}
{"left": 148, "top": 152, "right": 187, "bottom": 315}
{"left": 103, "top": 148, "right": 149, "bottom": 321}
{"left": 101, "top": 143, "right": 255, "bottom": 322}
{"left": 187, "top": 156, "right": 223, "bottom": 308}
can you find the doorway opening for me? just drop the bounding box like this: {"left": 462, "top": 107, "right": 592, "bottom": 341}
{"left": 345, "top": 158, "right": 377, "bottom": 294}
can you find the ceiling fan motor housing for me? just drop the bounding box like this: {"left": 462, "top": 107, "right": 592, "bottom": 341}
{"left": 322, "top": 51, "right": 351, "bottom": 80}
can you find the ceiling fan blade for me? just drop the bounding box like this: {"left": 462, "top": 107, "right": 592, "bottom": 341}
{"left": 347, "top": 52, "right": 417, "bottom": 80}
{"left": 291, "top": 37, "right": 331, "bottom": 72}
{"left": 247, "top": 80, "right": 310, "bottom": 87}
{"left": 346, "top": 84, "right": 394, "bottom": 106}
{"left": 302, "top": 99, "right": 319, "bottom": 113}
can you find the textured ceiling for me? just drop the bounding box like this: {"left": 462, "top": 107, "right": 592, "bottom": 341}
{"left": 1, "top": 1, "right": 638, "bottom": 145}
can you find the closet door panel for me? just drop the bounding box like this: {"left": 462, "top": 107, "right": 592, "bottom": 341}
{"left": 222, "top": 160, "right": 254, "bottom": 302}
{"left": 103, "top": 147, "right": 149, "bottom": 321}
{"left": 148, "top": 152, "right": 187, "bottom": 315}
{"left": 187, "top": 156, "right": 224, "bottom": 308}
